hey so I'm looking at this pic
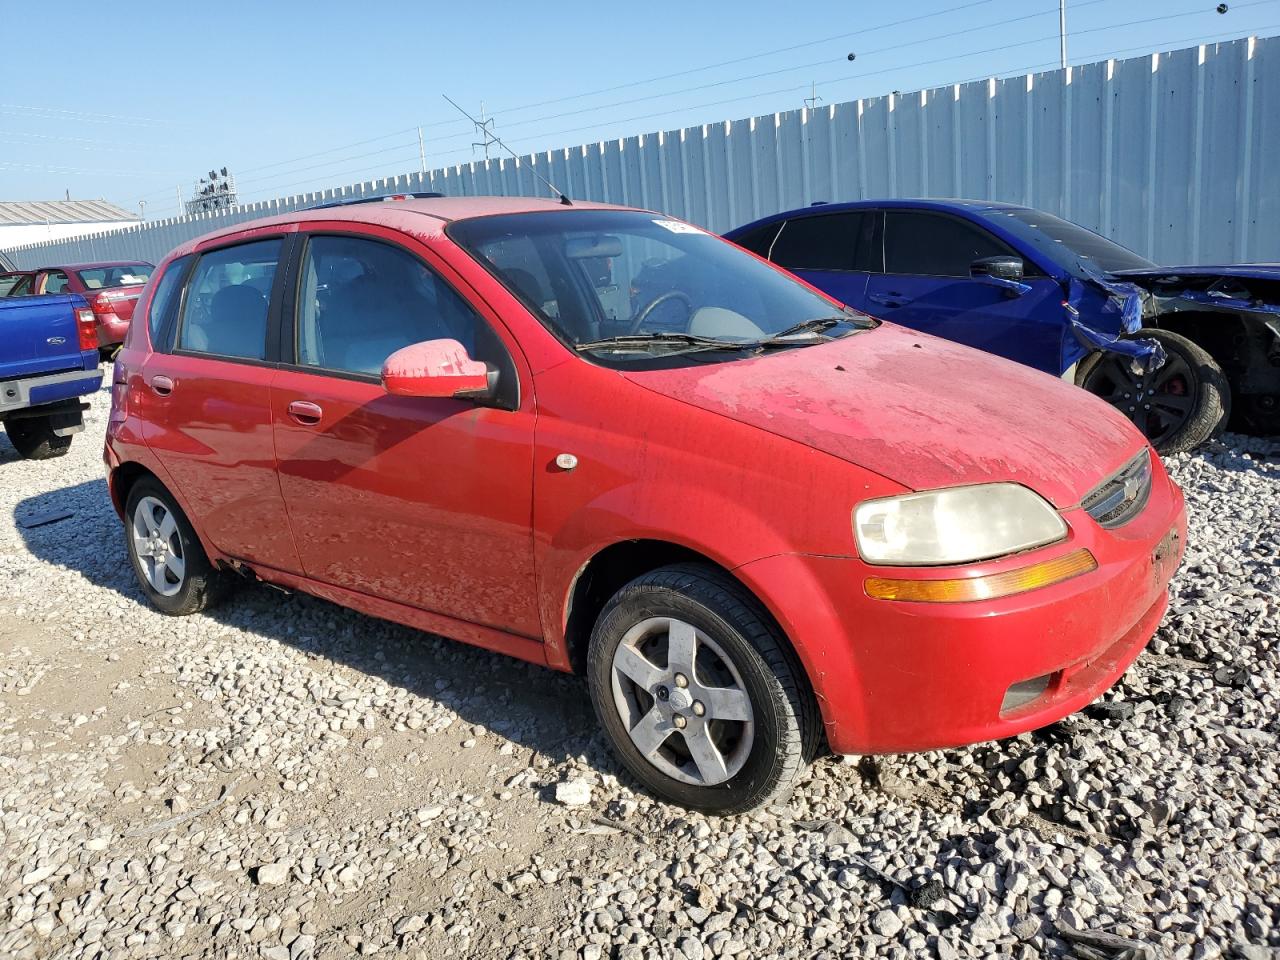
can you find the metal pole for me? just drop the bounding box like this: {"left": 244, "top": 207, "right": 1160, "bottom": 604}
{"left": 138, "top": 200, "right": 146, "bottom": 220}
{"left": 1059, "top": 0, "right": 1068, "bottom": 68}
{"left": 176, "top": 185, "right": 182, "bottom": 215}
{"left": 417, "top": 126, "right": 427, "bottom": 175}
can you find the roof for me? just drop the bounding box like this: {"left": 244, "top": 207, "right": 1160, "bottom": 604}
{"left": 0, "top": 199, "right": 139, "bottom": 226}
{"left": 43, "top": 260, "right": 153, "bottom": 271}
{"left": 724, "top": 198, "right": 1034, "bottom": 236}
{"left": 174, "top": 195, "right": 643, "bottom": 257}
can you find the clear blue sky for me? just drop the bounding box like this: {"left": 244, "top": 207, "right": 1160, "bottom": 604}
{"left": 1, "top": 0, "right": 1276, "bottom": 218}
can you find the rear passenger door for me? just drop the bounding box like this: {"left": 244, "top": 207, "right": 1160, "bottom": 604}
{"left": 764, "top": 210, "right": 879, "bottom": 310}
{"left": 140, "top": 231, "right": 304, "bottom": 574}
{"left": 270, "top": 227, "right": 540, "bottom": 638}
{"left": 865, "top": 210, "right": 1066, "bottom": 373}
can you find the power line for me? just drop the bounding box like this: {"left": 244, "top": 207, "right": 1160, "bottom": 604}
{"left": 470, "top": 3, "right": 1278, "bottom": 154}
{"left": 125, "top": 0, "right": 1013, "bottom": 205}
{"left": 481, "top": 0, "right": 1002, "bottom": 116}
{"left": 0, "top": 103, "right": 171, "bottom": 126}
{"left": 0, "top": 159, "right": 181, "bottom": 178}
{"left": 481, "top": 0, "right": 1111, "bottom": 136}
{"left": 128, "top": 2, "right": 1279, "bottom": 212}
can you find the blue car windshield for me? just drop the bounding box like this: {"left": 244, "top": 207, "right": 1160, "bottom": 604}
{"left": 980, "top": 209, "right": 1156, "bottom": 277}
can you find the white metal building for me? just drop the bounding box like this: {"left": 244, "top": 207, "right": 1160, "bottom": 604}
{"left": 0, "top": 200, "right": 140, "bottom": 251}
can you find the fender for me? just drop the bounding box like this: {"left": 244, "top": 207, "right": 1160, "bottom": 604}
{"left": 535, "top": 479, "right": 812, "bottom": 668}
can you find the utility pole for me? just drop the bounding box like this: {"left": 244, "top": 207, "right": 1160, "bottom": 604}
{"left": 175, "top": 185, "right": 182, "bottom": 215}
{"left": 804, "top": 81, "right": 823, "bottom": 110}
{"left": 469, "top": 101, "right": 496, "bottom": 161}
{"left": 1059, "top": 0, "right": 1068, "bottom": 68}
{"left": 417, "top": 126, "right": 427, "bottom": 175}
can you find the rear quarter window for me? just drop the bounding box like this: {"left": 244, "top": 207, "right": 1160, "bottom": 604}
{"left": 770, "top": 212, "right": 877, "bottom": 272}
{"left": 145, "top": 256, "right": 192, "bottom": 348}
{"left": 728, "top": 222, "right": 782, "bottom": 259}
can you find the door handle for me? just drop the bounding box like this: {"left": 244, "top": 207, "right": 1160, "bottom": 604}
{"left": 868, "top": 292, "right": 909, "bottom": 308}
{"left": 150, "top": 375, "right": 174, "bottom": 396}
{"left": 287, "top": 400, "right": 323, "bottom": 425}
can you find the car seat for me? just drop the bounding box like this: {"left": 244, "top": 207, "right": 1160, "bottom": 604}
{"left": 187, "top": 284, "right": 267, "bottom": 358}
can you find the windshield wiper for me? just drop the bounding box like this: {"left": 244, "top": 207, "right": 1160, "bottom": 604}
{"left": 750, "top": 315, "right": 875, "bottom": 348}
{"left": 574, "top": 333, "right": 748, "bottom": 352}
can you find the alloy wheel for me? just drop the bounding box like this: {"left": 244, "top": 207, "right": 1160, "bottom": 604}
{"left": 130, "top": 496, "right": 186, "bottom": 597}
{"left": 1084, "top": 352, "right": 1195, "bottom": 447}
{"left": 609, "top": 616, "right": 755, "bottom": 786}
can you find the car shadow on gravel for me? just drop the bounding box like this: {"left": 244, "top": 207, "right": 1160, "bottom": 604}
{"left": 15, "top": 478, "right": 608, "bottom": 783}
{"left": 0, "top": 434, "right": 23, "bottom": 466}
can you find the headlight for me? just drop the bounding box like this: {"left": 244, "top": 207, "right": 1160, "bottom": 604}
{"left": 853, "top": 483, "right": 1067, "bottom": 566}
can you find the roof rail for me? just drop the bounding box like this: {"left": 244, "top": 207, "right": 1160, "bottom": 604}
{"left": 309, "top": 192, "right": 444, "bottom": 210}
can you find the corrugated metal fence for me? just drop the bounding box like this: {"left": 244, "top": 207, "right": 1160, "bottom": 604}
{"left": 5, "top": 36, "right": 1277, "bottom": 270}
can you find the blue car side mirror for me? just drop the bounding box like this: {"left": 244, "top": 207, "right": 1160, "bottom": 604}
{"left": 971, "top": 256, "right": 1030, "bottom": 296}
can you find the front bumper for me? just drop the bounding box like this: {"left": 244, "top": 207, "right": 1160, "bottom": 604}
{"left": 736, "top": 466, "right": 1187, "bottom": 755}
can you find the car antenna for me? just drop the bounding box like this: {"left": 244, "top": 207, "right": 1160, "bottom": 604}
{"left": 442, "top": 95, "right": 573, "bottom": 205}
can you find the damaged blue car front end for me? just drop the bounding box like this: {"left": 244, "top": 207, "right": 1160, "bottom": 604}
{"left": 725, "top": 199, "right": 1274, "bottom": 451}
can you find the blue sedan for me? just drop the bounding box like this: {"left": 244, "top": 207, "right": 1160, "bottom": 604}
{"left": 726, "top": 199, "right": 1280, "bottom": 453}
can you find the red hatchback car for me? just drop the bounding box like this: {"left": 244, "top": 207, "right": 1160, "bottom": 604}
{"left": 105, "top": 196, "right": 1185, "bottom": 812}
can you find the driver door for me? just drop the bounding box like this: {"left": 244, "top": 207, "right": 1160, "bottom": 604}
{"left": 270, "top": 227, "right": 541, "bottom": 638}
{"left": 866, "top": 210, "right": 1067, "bottom": 374}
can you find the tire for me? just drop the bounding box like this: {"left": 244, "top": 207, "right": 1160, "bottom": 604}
{"left": 1077, "top": 327, "right": 1230, "bottom": 455}
{"left": 3, "top": 415, "right": 73, "bottom": 460}
{"left": 124, "top": 477, "right": 232, "bottom": 616}
{"left": 586, "top": 563, "right": 819, "bottom": 814}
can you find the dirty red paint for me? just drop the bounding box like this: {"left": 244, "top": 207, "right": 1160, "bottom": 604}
{"left": 106, "top": 197, "right": 1186, "bottom": 759}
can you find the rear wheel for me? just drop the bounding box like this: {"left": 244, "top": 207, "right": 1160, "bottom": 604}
{"left": 3, "top": 415, "right": 72, "bottom": 460}
{"left": 124, "top": 478, "right": 231, "bottom": 615}
{"left": 1078, "top": 327, "right": 1229, "bottom": 455}
{"left": 586, "top": 563, "right": 818, "bottom": 813}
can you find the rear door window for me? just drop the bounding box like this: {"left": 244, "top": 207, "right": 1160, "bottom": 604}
{"left": 883, "top": 211, "right": 1016, "bottom": 277}
{"left": 178, "top": 240, "right": 281, "bottom": 361}
{"left": 770, "top": 212, "right": 877, "bottom": 272}
{"left": 295, "top": 235, "right": 482, "bottom": 376}
{"left": 41, "top": 270, "right": 70, "bottom": 294}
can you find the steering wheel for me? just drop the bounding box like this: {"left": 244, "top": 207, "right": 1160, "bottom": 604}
{"left": 629, "top": 290, "right": 694, "bottom": 334}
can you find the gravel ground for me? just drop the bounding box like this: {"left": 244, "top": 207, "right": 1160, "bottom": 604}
{"left": 1, "top": 390, "right": 1278, "bottom": 960}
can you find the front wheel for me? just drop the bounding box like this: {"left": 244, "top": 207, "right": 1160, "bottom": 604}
{"left": 1078, "top": 328, "right": 1229, "bottom": 455}
{"left": 3, "top": 415, "right": 73, "bottom": 460}
{"left": 586, "top": 564, "right": 819, "bottom": 813}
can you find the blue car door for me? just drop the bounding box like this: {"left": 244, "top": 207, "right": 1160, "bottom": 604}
{"left": 864, "top": 210, "right": 1067, "bottom": 375}
{"left": 761, "top": 210, "right": 878, "bottom": 312}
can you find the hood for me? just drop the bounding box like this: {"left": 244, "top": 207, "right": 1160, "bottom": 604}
{"left": 624, "top": 323, "right": 1146, "bottom": 508}
{"left": 1113, "top": 264, "right": 1280, "bottom": 282}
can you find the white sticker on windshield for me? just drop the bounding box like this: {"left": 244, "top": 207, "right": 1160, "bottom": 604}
{"left": 652, "top": 219, "right": 705, "bottom": 235}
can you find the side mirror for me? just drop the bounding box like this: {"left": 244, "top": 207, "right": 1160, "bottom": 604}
{"left": 970, "top": 256, "right": 1025, "bottom": 282}
{"left": 381, "top": 339, "right": 496, "bottom": 401}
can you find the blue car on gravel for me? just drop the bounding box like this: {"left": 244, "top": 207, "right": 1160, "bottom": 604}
{"left": 726, "top": 200, "right": 1280, "bottom": 453}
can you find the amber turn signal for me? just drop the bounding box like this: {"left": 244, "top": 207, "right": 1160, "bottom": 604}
{"left": 865, "top": 548, "right": 1098, "bottom": 603}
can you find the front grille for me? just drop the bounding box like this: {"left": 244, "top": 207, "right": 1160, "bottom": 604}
{"left": 1081, "top": 450, "right": 1152, "bottom": 528}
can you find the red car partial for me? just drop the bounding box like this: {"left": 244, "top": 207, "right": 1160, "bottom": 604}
{"left": 22, "top": 261, "right": 154, "bottom": 355}
{"left": 104, "top": 196, "right": 1185, "bottom": 812}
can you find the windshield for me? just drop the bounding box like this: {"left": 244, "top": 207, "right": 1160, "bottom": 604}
{"left": 449, "top": 210, "right": 871, "bottom": 366}
{"left": 980, "top": 209, "right": 1156, "bottom": 276}
{"left": 76, "top": 263, "right": 153, "bottom": 290}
